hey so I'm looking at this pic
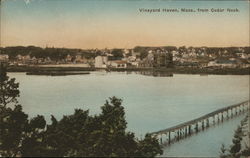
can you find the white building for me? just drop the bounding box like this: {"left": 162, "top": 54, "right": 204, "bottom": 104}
{"left": 95, "top": 56, "right": 108, "bottom": 68}
{"left": 207, "top": 60, "right": 238, "bottom": 68}
{"left": 108, "top": 60, "right": 127, "bottom": 68}
{"left": 0, "top": 54, "right": 9, "bottom": 61}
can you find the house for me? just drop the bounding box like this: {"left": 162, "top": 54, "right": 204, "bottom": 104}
{"left": 75, "top": 54, "right": 83, "bottom": 63}
{"left": 23, "top": 55, "right": 31, "bottom": 61}
{"left": 139, "top": 51, "right": 154, "bottom": 68}
{"left": 95, "top": 56, "right": 108, "bottom": 68}
{"left": 236, "top": 53, "right": 248, "bottom": 59}
{"left": 31, "top": 56, "right": 37, "bottom": 64}
{"left": 65, "top": 54, "right": 72, "bottom": 63}
{"left": 207, "top": 59, "right": 238, "bottom": 68}
{"left": 109, "top": 60, "right": 127, "bottom": 68}
{"left": 0, "top": 54, "right": 9, "bottom": 61}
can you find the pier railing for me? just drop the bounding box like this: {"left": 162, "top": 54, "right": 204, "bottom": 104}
{"left": 149, "top": 100, "right": 249, "bottom": 145}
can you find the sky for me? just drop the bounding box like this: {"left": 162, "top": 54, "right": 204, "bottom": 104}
{"left": 0, "top": 0, "right": 249, "bottom": 49}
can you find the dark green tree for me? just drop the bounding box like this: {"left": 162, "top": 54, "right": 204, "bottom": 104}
{"left": 241, "top": 147, "right": 250, "bottom": 156}
{"left": 0, "top": 105, "right": 28, "bottom": 157}
{"left": 0, "top": 63, "right": 20, "bottom": 107}
{"left": 41, "top": 97, "right": 163, "bottom": 157}
{"left": 0, "top": 64, "right": 46, "bottom": 157}
{"left": 229, "top": 126, "right": 243, "bottom": 158}
{"left": 219, "top": 144, "right": 228, "bottom": 158}
{"left": 44, "top": 109, "right": 90, "bottom": 157}
{"left": 137, "top": 134, "right": 163, "bottom": 157}
{"left": 20, "top": 115, "right": 47, "bottom": 157}
{"left": 0, "top": 63, "right": 24, "bottom": 157}
{"left": 111, "top": 49, "right": 124, "bottom": 59}
{"left": 89, "top": 97, "right": 137, "bottom": 157}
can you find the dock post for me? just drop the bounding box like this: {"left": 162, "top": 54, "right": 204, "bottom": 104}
{"left": 227, "top": 110, "right": 229, "bottom": 120}
{"left": 188, "top": 125, "right": 191, "bottom": 135}
{"left": 217, "top": 114, "right": 220, "bottom": 123}
{"left": 180, "top": 129, "right": 182, "bottom": 139}
{"left": 221, "top": 112, "right": 224, "bottom": 122}
{"left": 213, "top": 116, "right": 215, "bottom": 125}
{"left": 202, "top": 120, "right": 204, "bottom": 130}
{"left": 185, "top": 126, "right": 187, "bottom": 137}
{"left": 195, "top": 123, "right": 198, "bottom": 133}
{"left": 206, "top": 118, "right": 209, "bottom": 127}
{"left": 168, "top": 131, "right": 171, "bottom": 144}
{"left": 177, "top": 130, "right": 180, "bottom": 141}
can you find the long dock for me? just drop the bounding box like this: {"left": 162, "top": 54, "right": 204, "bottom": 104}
{"left": 149, "top": 100, "right": 250, "bottom": 145}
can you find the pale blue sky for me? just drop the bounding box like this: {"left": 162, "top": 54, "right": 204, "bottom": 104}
{"left": 1, "top": 0, "right": 249, "bottom": 48}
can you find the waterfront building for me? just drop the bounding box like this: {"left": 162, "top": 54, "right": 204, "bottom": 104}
{"left": 94, "top": 56, "right": 108, "bottom": 68}
{"left": 207, "top": 59, "right": 238, "bottom": 68}
{"left": 0, "top": 54, "right": 9, "bottom": 61}
{"left": 65, "top": 54, "right": 72, "bottom": 63}
{"left": 108, "top": 60, "right": 127, "bottom": 68}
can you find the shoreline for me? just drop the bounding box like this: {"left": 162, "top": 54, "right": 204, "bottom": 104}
{"left": 6, "top": 65, "right": 250, "bottom": 75}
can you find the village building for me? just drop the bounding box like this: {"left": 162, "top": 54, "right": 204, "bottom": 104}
{"left": 95, "top": 56, "right": 108, "bottom": 68}
{"left": 108, "top": 60, "right": 127, "bottom": 68}
{"left": 65, "top": 54, "right": 73, "bottom": 63}
{"left": 207, "top": 59, "right": 238, "bottom": 68}
{"left": 0, "top": 54, "right": 9, "bottom": 61}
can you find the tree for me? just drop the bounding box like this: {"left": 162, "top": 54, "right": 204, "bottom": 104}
{"left": 137, "top": 134, "right": 163, "bottom": 157}
{"left": 20, "top": 115, "right": 47, "bottom": 157}
{"left": 0, "top": 62, "right": 20, "bottom": 107}
{"left": 111, "top": 49, "right": 124, "bottom": 59}
{"left": 219, "top": 144, "right": 228, "bottom": 158}
{"left": 0, "top": 105, "right": 29, "bottom": 157}
{"left": 134, "top": 46, "right": 149, "bottom": 59}
{"left": 241, "top": 147, "right": 250, "bottom": 156}
{"left": 41, "top": 97, "right": 163, "bottom": 157}
{"left": 90, "top": 97, "right": 136, "bottom": 157}
{"left": 44, "top": 109, "right": 90, "bottom": 157}
{"left": 0, "top": 63, "right": 24, "bottom": 157}
{"left": 0, "top": 64, "right": 47, "bottom": 157}
{"left": 229, "top": 126, "right": 243, "bottom": 158}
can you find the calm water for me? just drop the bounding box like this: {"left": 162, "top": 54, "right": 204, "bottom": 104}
{"left": 9, "top": 72, "right": 249, "bottom": 157}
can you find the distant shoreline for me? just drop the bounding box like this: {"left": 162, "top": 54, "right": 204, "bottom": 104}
{"left": 6, "top": 65, "right": 250, "bottom": 75}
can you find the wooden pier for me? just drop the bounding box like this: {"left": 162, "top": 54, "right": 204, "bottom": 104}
{"left": 149, "top": 100, "right": 250, "bottom": 146}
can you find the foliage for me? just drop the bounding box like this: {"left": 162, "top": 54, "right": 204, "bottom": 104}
{"left": 0, "top": 105, "right": 28, "bottom": 157}
{"left": 0, "top": 46, "right": 96, "bottom": 61}
{"left": 229, "top": 126, "right": 243, "bottom": 158}
{"left": 219, "top": 144, "right": 228, "bottom": 158}
{"left": 137, "top": 134, "right": 163, "bottom": 157}
{"left": 0, "top": 63, "right": 20, "bottom": 107}
{"left": 219, "top": 115, "right": 250, "bottom": 158}
{"left": 134, "top": 46, "right": 149, "bottom": 59}
{"left": 42, "top": 97, "right": 162, "bottom": 157}
{"left": 241, "top": 147, "right": 250, "bottom": 156}
{"left": 111, "top": 49, "right": 124, "bottom": 59}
